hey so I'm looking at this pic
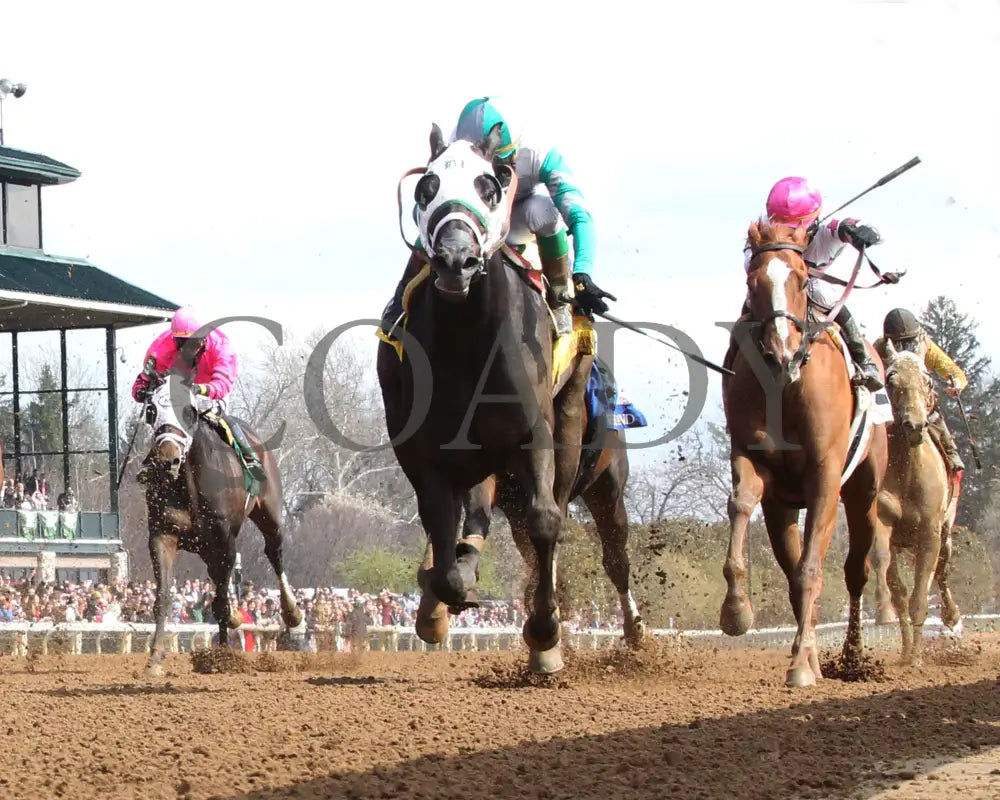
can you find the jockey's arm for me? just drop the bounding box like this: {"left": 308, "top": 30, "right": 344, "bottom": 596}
{"left": 196, "top": 337, "right": 238, "bottom": 400}
{"left": 540, "top": 147, "right": 595, "bottom": 275}
{"left": 925, "top": 339, "right": 968, "bottom": 392}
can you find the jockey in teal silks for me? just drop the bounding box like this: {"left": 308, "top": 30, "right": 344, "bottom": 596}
{"left": 380, "top": 96, "right": 615, "bottom": 337}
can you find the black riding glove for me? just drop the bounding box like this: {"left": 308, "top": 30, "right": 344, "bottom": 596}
{"left": 572, "top": 273, "right": 617, "bottom": 319}
{"left": 838, "top": 219, "right": 881, "bottom": 249}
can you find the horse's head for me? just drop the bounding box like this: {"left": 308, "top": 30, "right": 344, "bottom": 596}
{"left": 414, "top": 123, "right": 514, "bottom": 300}
{"left": 745, "top": 220, "right": 812, "bottom": 384}
{"left": 883, "top": 340, "right": 935, "bottom": 445}
{"left": 143, "top": 372, "right": 200, "bottom": 480}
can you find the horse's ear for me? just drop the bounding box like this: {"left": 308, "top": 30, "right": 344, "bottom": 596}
{"left": 884, "top": 337, "right": 898, "bottom": 361}
{"left": 747, "top": 220, "right": 764, "bottom": 250}
{"left": 480, "top": 122, "right": 504, "bottom": 162}
{"left": 429, "top": 123, "right": 446, "bottom": 161}
{"left": 793, "top": 225, "right": 810, "bottom": 246}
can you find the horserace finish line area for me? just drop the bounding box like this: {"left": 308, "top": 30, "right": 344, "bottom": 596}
{"left": 0, "top": 616, "right": 994, "bottom": 657}
{"left": 0, "top": 635, "right": 998, "bottom": 800}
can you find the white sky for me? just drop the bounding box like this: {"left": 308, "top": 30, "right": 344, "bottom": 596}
{"left": 3, "top": 0, "right": 998, "bottom": 458}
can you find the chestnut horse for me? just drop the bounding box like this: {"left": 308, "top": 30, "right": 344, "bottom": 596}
{"left": 720, "top": 221, "right": 888, "bottom": 687}
{"left": 870, "top": 341, "right": 959, "bottom": 664}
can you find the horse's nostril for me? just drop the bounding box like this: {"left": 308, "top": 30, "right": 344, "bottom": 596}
{"left": 463, "top": 256, "right": 480, "bottom": 271}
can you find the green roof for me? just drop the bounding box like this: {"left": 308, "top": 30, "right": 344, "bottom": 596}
{"left": 0, "top": 145, "right": 80, "bottom": 185}
{"left": 0, "top": 248, "right": 177, "bottom": 331}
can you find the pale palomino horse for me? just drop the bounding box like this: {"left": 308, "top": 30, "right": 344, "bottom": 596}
{"left": 870, "top": 341, "right": 959, "bottom": 664}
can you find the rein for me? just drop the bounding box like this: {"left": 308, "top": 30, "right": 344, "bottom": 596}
{"left": 397, "top": 166, "right": 428, "bottom": 254}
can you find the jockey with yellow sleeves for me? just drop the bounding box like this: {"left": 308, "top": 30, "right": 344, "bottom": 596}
{"left": 876, "top": 308, "right": 967, "bottom": 474}
{"left": 380, "top": 96, "right": 615, "bottom": 337}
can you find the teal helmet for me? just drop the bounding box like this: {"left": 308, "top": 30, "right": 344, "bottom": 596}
{"left": 455, "top": 96, "right": 521, "bottom": 160}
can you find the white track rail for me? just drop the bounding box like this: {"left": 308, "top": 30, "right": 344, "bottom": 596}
{"left": 0, "top": 616, "right": 994, "bottom": 657}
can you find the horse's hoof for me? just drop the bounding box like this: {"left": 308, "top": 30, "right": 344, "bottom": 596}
{"left": 145, "top": 663, "right": 164, "bottom": 679}
{"left": 785, "top": 666, "right": 817, "bottom": 688}
{"left": 720, "top": 597, "right": 754, "bottom": 637}
{"left": 228, "top": 613, "right": 243, "bottom": 630}
{"left": 875, "top": 608, "right": 898, "bottom": 625}
{"left": 523, "top": 614, "right": 561, "bottom": 653}
{"left": 283, "top": 608, "right": 304, "bottom": 630}
{"left": 415, "top": 598, "right": 450, "bottom": 644}
{"left": 942, "top": 608, "right": 961, "bottom": 629}
{"left": 624, "top": 619, "right": 648, "bottom": 649}
{"left": 529, "top": 645, "right": 564, "bottom": 675}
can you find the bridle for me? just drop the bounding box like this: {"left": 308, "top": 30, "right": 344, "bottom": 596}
{"left": 749, "top": 242, "right": 832, "bottom": 374}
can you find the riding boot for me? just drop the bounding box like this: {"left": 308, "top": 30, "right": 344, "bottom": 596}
{"left": 225, "top": 416, "right": 267, "bottom": 483}
{"left": 834, "top": 307, "right": 884, "bottom": 391}
{"left": 927, "top": 412, "right": 966, "bottom": 473}
{"left": 380, "top": 251, "right": 426, "bottom": 339}
{"left": 538, "top": 232, "right": 574, "bottom": 336}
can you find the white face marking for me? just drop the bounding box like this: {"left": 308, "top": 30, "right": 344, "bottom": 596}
{"left": 279, "top": 572, "right": 294, "bottom": 598}
{"left": 765, "top": 257, "right": 793, "bottom": 353}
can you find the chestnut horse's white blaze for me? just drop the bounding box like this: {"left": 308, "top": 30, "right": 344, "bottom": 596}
{"left": 763, "top": 256, "right": 798, "bottom": 369}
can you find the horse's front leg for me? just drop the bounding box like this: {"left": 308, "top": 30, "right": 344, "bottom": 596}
{"left": 871, "top": 491, "right": 900, "bottom": 624}
{"left": 787, "top": 463, "right": 842, "bottom": 687}
{"left": 720, "top": 452, "right": 765, "bottom": 636}
{"left": 413, "top": 472, "right": 463, "bottom": 643}
{"left": 516, "top": 445, "right": 564, "bottom": 674}
{"left": 451, "top": 476, "right": 497, "bottom": 607}
{"left": 907, "top": 524, "right": 943, "bottom": 666}
{"left": 207, "top": 538, "right": 239, "bottom": 649}
{"left": 146, "top": 532, "right": 178, "bottom": 678}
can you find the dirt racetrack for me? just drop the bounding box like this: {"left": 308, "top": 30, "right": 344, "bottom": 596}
{"left": 2, "top": 635, "right": 999, "bottom": 800}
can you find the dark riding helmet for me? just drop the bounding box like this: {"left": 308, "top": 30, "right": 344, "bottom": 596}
{"left": 883, "top": 308, "right": 922, "bottom": 341}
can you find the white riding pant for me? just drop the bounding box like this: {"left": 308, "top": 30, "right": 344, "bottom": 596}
{"left": 506, "top": 186, "right": 566, "bottom": 247}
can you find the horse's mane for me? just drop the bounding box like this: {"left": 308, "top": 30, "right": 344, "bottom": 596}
{"left": 746, "top": 218, "right": 810, "bottom": 251}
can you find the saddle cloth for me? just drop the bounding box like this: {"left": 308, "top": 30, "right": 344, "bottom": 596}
{"left": 202, "top": 412, "right": 261, "bottom": 496}
{"left": 825, "top": 324, "right": 894, "bottom": 486}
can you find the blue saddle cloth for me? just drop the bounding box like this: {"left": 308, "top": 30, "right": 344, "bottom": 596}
{"left": 585, "top": 359, "right": 648, "bottom": 431}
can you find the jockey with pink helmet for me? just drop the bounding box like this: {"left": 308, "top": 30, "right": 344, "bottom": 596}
{"left": 131, "top": 306, "right": 266, "bottom": 481}
{"left": 743, "top": 176, "right": 884, "bottom": 391}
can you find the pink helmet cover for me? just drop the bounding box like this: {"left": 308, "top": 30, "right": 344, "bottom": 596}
{"left": 766, "top": 177, "right": 822, "bottom": 226}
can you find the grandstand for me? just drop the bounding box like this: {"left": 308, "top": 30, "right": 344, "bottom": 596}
{"left": 0, "top": 141, "right": 176, "bottom": 583}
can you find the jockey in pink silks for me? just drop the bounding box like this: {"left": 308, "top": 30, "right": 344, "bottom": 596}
{"left": 743, "top": 176, "right": 884, "bottom": 391}
{"left": 131, "top": 305, "right": 266, "bottom": 481}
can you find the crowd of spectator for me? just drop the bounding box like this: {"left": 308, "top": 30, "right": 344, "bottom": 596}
{"left": 1, "top": 471, "right": 78, "bottom": 512}
{"left": 0, "top": 573, "right": 625, "bottom": 645}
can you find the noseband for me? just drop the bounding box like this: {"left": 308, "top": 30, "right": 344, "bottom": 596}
{"left": 750, "top": 242, "right": 831, "bottom": 373}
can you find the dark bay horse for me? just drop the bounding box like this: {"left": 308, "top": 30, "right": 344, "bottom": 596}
{"left": 870, "top": 341, "right": 959, "bottom": 663}
{"left": 721, "top": 221, "right": 888, "bottom": 687}
{"left": 377, "top": 124, "right": 592, "bottom": 673}
{"left": 141, "top": 372, "right": 302, "bottom": 676}
{"left": 455, "top": 398, "right": 646, "bottom": 646}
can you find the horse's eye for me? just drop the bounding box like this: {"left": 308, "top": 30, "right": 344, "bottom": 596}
{"left": 182, "top": 406, "right": 196, "bottom": 426}
{"left": 145, "top": 404, "right": 156, "bottom": 425}
{"left": 415, "top": 174, "right": 440, "bottom": 210}
{"left": 474, "top": 174, "right": 502, "bottom": 210}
